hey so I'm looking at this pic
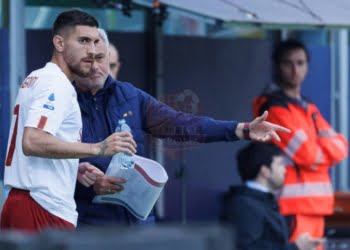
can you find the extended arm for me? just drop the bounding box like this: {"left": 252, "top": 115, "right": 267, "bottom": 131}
{"left": 143, "top": 92, "right": 289, "bottom": 143}
{"left": 23, "top": 127, "right": 136, "bottom": 159}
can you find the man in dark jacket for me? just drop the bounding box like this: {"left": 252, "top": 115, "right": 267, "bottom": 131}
{"left": 73, "top": 29, "right": 290, "bottom": 226}
{"left": 220, "top": 143, "right": 324, "bottom": 250}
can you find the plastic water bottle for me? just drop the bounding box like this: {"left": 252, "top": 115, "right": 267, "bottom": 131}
{"left": 111, "top": 119, "right": 135, "bottom": 169}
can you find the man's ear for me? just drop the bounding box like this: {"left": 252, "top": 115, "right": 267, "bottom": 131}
{"left": 53, "top": 35, "right": 64, "bottom": 53}
{"left": 259, "top": 165, "right": 271, "bottom": 178}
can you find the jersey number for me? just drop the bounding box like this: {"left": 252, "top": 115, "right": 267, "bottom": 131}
{"left": 5, "top": 104, "right": 20, "bottom": 167}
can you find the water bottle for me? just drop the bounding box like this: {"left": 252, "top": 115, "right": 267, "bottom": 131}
{"left": 111, "top": 119, "right": 135, "bottom": 169}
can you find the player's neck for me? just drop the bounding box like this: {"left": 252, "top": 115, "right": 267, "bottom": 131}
{"left": 51, "top": 55, "right": 74, "bottom": 82}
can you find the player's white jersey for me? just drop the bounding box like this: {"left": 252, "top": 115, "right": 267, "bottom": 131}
{"left": 4, "top": 62, "right": 82, "bottom": 226}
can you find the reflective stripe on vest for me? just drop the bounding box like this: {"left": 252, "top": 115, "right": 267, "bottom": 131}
{"left": 319, "top": 128, "right": 347, "bottom": 155}
{"left": 318, "top": 128, "right": 336, "bottom": 138}
{"left": 280, "top": 182, "right": 333, "bottom": 198}
{"left": 285, "top": 130, "right": 307, "bottom": 158}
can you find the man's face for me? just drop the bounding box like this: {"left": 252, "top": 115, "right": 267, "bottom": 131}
{"left": 267, "top": 155, "right": 286, "bottom": 190}
{"left": 75, "top": 38, "right": 109, "bottom": 93}
{"left": 278, "top": 48, "right": 308, "bottom": 88}
{"left": 109, "top": 45, "right": 120, "bottom": 79}
{"left": 62, "top": 25, "right": 100, "bottom": 78}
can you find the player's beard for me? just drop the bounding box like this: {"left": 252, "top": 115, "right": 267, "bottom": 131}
{"left": 68, "top": 63, "right": 91, "bottom": 78}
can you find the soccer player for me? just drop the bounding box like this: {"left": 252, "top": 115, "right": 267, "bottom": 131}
{"left": 1, "top": 10, "right": 136, "bottom": 232}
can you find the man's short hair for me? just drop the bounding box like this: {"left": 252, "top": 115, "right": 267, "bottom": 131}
{"left": 98, "top": 28, "right": 109, "bottom": 47}
{"left": 237, "top": 142, "right": 282, "bottom": 181}
{"left": 52, "top": 9, "right": 99, "bottom": 36}
{"left": 272, "top": 39, "right": 310, "bottom": 66}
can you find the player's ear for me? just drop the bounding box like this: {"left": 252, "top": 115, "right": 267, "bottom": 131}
{"left": 53, "top": 35, "right": 64, "bottom": 53}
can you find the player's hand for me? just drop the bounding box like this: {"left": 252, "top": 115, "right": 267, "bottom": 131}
{"left": 77, "top": 162, "right": 104, "bottom": 187}
{"left": 93, "top": 175, "right": 126, "bottom": 195}
{"left": 95, "top": 132, "right": 137, "bottom": 157}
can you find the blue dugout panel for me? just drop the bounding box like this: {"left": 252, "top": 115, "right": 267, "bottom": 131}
{"left": 302, "top": 46, "right": 331, "bottom": 121}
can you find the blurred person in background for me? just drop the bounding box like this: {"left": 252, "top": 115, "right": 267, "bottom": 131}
{"left": 253, "top": 39, "right": 348, "bottom": 250}
{"left": 108, "top": 43, "right": 121, "bottom": 79}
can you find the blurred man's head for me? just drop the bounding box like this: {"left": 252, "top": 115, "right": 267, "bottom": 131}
{"left": 52, "top": 9, "right": 100, "bottom": 80}
{"left": 272, "top": 39, "right": 309, "bottom": 90}
{"left": 237, "top": 143, "right": 286, "bottom": 191}
{"left": 109, "top": 43, "right": 120, "bottom": 79}
{"left": 74, "top": 28, "right": 109, "bottom": 95}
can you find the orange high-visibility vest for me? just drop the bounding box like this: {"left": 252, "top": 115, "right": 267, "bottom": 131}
{"left": 253, "top": 90, "right": 348, "bottom": 215}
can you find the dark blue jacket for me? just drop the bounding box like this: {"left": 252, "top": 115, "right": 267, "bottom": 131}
{"left": 75, "top": 75, "right": 239, "bottom": 225}
{"left": 220, "top": 186, "right": 298, "bottom": 250}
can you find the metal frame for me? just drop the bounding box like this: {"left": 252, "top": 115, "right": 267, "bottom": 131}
{"left": 330, "top": 29, "right": 349, "bottom": 191}
{"left": 9, "top": 0, "right": 26, "bottom": 109}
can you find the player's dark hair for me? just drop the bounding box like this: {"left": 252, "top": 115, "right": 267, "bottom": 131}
{"left": 52, "top": 9, "right": 99, "bottom": 36}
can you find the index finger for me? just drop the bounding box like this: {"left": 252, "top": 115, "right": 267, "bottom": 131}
{"left": 270, "top": 131, "right": 281, "bottom": 142}
{"left": 78, "top": 163, "right": 94, "bottom": 173}
{"left": 91, "top": 169, "right": 104, "bottom": 177}
{"left": 85, "top": 164, "right": 100, "bottom": 172}
{"left": 122, "top": 136, "right": 137, "bottom": 149}
{"left": 265, "top": 122, "right": 291, "bottom": 133}
{"left": 116, "top": 131, "right": 133, "bottom": 137}
{"left": 108, "top": 176, "right": 126, "bottom": 184}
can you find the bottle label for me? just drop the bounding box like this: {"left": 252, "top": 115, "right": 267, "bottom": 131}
{"left": 120, "top": 155, "right": 135, "bottom": 169}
